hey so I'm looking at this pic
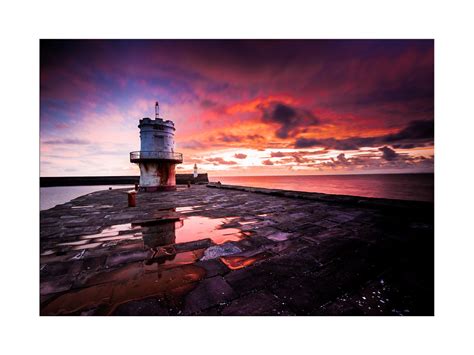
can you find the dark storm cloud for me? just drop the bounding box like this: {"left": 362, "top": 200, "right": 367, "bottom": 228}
{"left": 392, "top": 143, "right": 418, "bottom": 149}
{"left": 336, "top": 153, "right": 348, "bottom": 164}
{"left": 383, "top": 120, "right": 434, "bottom": 142}
{"left": 293, "top": 137, "right": 348, "bottom": 150}
{"left": 314, "top": 150, "right": 427, "bottom": 171}
{"left": 294, "top": 137, "right": 376, "bottom": 150}
{"left": 259, "top": 102, "right": 320, "bottom": 139}
{"left": 262, "top": 159, "right": 274, "bottom": 166}
{"left": 234, "top": 153, "right": 247, "bottom": 159}
{"left": 379, "top": 146, "right": 399, "bottom": 161}
{"left": 294, "top": 120, "right": 433, "bottom": 150}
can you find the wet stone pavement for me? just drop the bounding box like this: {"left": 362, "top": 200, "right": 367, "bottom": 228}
{"left": 40, "top": 184, "right": 434, "bottom": 316}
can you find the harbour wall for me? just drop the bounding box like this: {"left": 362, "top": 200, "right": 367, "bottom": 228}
{"left": 40, "top": 174, "right": 209, "bottom": 187}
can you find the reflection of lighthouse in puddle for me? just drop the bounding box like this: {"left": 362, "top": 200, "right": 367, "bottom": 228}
{"left": 141, "top": 219, "right": 183, "bottom": 266}
{"left": 142, "top": 219, "right": 183, "bottom": 249}
{"left": 139, "top": 218, "right": 207, "bottom": 284}
{"left": 135, "top": 214, "right": 246, "bottom": 276}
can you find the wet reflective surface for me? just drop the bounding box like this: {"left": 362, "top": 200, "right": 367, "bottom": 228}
{"left": 175, "top": 216, "right": 242, "bottom": 244}
{"left": 220, "top": 252, "right": 273, "bottom": 270}
{"left": 42, "top": 264, "right": 206, "bottom": 315}
{"left": 41, "top": 215, "right": 245, "bottom": 257}
{"left": 40, "top": 209, "right": 251, "bottom": 315}
{"left": 41, "top": 185, "right": 433, "bottom": 315}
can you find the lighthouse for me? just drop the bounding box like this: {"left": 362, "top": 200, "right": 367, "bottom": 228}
{"left": 193, "top": 164, "right": 198, "bottom": 178}
{"left": 130, "top": 102, "right": 183, "bottom": 191}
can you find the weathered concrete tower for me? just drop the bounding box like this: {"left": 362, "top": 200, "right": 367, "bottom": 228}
{"left": 130, "top": 102, "right": 183, "bottom": 191}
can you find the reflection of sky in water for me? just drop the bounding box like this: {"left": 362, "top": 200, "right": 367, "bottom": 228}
{"left": 220, "top": 252, "right": 272, "bottom": 270}
{"left": 42, "top": 214, "right": 244, "bottom": 256}
{"left": 175, "top": 216, "right": 242, "bottom": 244}
{"left": 211, "top": 174, "right": 434, "bottom": 202}
{"left": 40, "top": 210, "right": 251, "bottom": 315}
{"left": 39, "top": 200, "right": 277, "bottom": 315}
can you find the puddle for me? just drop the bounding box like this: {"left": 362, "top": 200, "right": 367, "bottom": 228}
{"left": 41, "top": 214, "right": 245, "bottom": 258}
{"left": 80, "top": 223, "right": 140, "bottom": 239}
{"left": 71, "top": 242, "right": 103, "bottom": 250}
{"left": 220, "top": 252, "right": 272, "bottom": 270}
{"left": 176, "top": 205, "right": 203, "bottom": 213}
{"left": 175, "top": 216, "right": 242, "bottom": 244}
{"left": 145, "top": 249, "right": 204, "bottom": 269}
{"left": 41, "top": 264, "right": 206, "bottom": 316}
{"left": 57, "top": 240, "right": 89, "bottom": 246}
{"left": 40, "top": 210, "right": 250, "bottom": 315}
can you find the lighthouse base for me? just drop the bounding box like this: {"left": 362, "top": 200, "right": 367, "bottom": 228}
{"left": 138, "top": 161, "right": 177, "bottom": 192}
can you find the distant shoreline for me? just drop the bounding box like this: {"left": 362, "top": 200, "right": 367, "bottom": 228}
{"left": 40, "top": 174, "right": 209, "bottom": 187}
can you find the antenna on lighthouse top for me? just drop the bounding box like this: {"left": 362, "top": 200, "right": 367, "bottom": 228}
{"left": 155, "top": 101, "right": 160, "bottom": 119}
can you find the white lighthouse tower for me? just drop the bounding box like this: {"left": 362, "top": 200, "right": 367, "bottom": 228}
{"left": 130, "top": 101, "right": 183, "bottom": 191}
{"left": 193, "top": 164, "right": 198, "bottom": 178}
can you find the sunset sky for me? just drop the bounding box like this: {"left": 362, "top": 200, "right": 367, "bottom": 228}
{"left": 40, "top": 40, "right": 434, "bottom": 177}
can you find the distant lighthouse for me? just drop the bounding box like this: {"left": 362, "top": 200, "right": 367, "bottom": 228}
{"left": 193, "top": 164, "right": 198, "bottom": 178}
{"left": 130, "top": 101, "right": 183, "bottom": 191}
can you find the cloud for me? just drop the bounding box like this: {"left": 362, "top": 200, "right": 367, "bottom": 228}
{"left": 234, "top": 153, "right": 247, "bottom": 159}
{"left": 40, "top": 40, "right": 434, "bottom": 175}
{"left": 180, "top": 140, "right": 206, "bottom": 149}
{"left": 383, "top": 120, "right": 434, "bottom": 142}
{"left": 294, "top": 137, "right": 376, "bottom": 150}
{"left": 337, "top": 153, "right": 348, "bottom": 164}
{"left": 219, "top": 134, "right": 242, "bottom": 143}
{"left": 206, "top": 157, "right": 238, "bottom": 165}
{"left": 43, "top": 138, "right": 90, "bottom": 145}
{"left": 294, "top": 120, "right": 433, "bottom": 150}
{"left": 269, "top": 150, "right": 328, "bottom": 158}
{"left": 216, "top": 133, "right": 265, "bottom": 145}
{"left": 379, "top": 146, "right": 399, "bottom": 161}
{"left": 262, "top": 159, "right": 274, "bottom": 165}
{"left": 259, "top": 102, "right": 320, "bottom": 139}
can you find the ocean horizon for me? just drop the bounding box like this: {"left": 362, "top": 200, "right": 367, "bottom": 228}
{"left": 40, "top": 173, "right": 433, "bottom": 210}
{"left": 209, "top": 173, "right": 434, "bottom": 202}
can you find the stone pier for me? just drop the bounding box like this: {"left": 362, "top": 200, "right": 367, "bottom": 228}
{"left": 40, "top": 184, "right": 434, "bottom": 316}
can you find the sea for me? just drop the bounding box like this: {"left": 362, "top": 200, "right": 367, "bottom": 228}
{"left": 40, "top": 173, "right": 433, "bottom": 211}
{"left": 40, "top": 185, "right": 133, "bottom": 211}
{"left": 209, "top": 173, "right": 434, "bottom": 202}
